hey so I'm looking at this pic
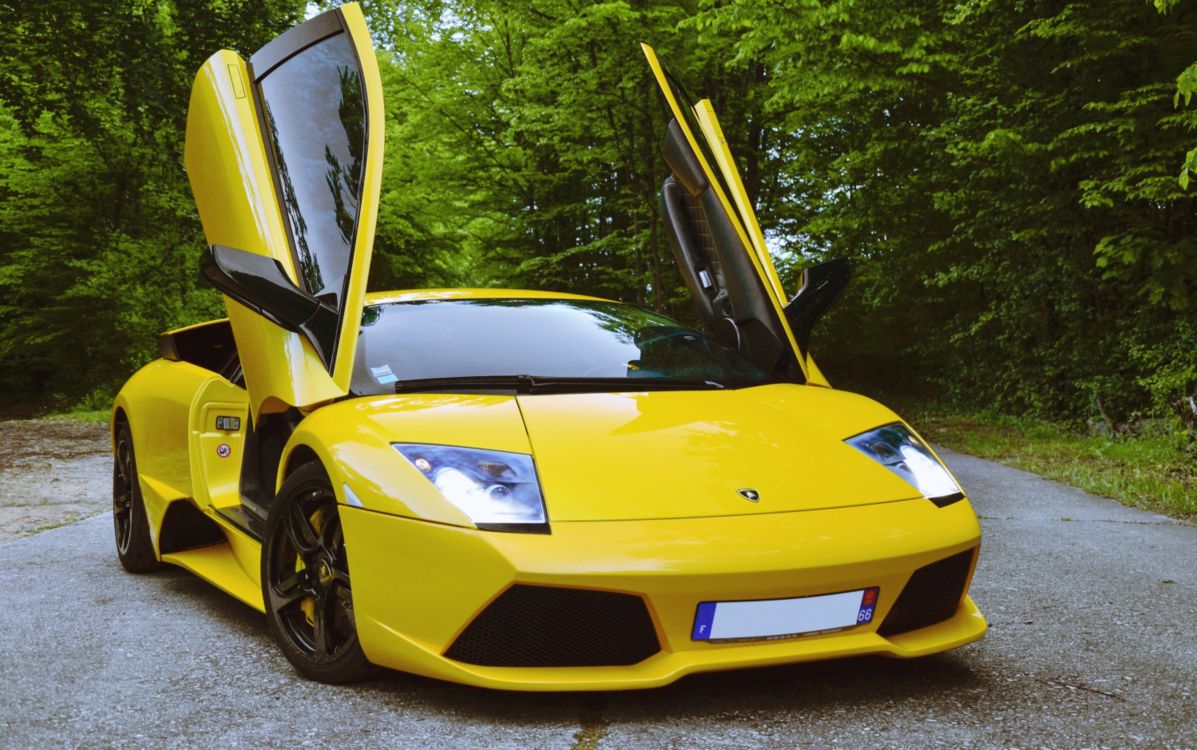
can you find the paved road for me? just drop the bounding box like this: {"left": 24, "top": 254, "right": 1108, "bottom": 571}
{"left": 0, "top": 449, "right": 1193, "bottom": 749}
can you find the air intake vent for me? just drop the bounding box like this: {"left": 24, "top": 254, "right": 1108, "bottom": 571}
{"left": 878, "top": 548, "right": 976, "bottom": 637}
{"left": 445, "top": 585, "right": 660, "bottom": 667}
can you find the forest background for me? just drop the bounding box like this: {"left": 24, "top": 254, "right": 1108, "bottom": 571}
{"left": 1, "top": 0, "right": 1194, "bottom": 449}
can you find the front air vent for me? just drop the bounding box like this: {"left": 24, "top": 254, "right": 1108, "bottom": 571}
{"left": 878, "top": 548, "right": 976, "bottom": 637}
{"left": 445, "top": 584, "right": 660, "bottom": 667}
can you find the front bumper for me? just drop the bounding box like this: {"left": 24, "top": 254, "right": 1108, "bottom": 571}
{"left": 340, "top": 497, "right": 986, "bottom": 691}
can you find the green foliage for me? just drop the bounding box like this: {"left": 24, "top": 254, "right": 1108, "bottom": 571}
{"left": 690, "top": 0, "right": 1196, "bottom": 424}
{"left": 1158, "top": 0, "right": 1197, "bottom": 187}
{"left": 0, "top": 0, "right": 306, "bottom": 406}
{"left": 918, "top": 410, "right": 1196, "bottom": 520}
{"left": 0, "top": 0, "right": 1192, "bottom": 431}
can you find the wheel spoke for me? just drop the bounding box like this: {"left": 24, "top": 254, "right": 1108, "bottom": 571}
{"left": 269, "top": 574, "right": 308, "bottom": 617}
{"left": 324, "top": 521, "right": 343, "bottom": 559}
{"left": 266, "top": 480, "right": 359, "bottom": 663}
{"left": 334, "top": 582, "right": 355, "bottom": 629}
{"left": 275, "top": 590, "right": 309, "bottom": 614}
{"left": 286, "top": 507, "right": 321, "bottom": 555}
{"left": 115, "top": 443, "right": 131, "bottom": 484}
{"left": 312, "top": 584, "right": 334, "bottom": 655}
{"left": 275, "top": 570, "right": 306, "bottom": 595}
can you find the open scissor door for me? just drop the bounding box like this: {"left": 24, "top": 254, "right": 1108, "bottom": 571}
{"left": 644, "top": 44, "right": 832, "bottom": 384}
{"left": 184, "top": 3, "right": 383, "bottom": 420}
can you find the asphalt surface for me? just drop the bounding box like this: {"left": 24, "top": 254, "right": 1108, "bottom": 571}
{"left": 0, "top": 449, "right": 1194, "bottom": 749}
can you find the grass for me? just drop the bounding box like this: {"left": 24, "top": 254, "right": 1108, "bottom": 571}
{"left": 28, "top": 516, "right": 88, "bottom": 535}
{"left": 45, "top": 408, "right": 109, "bottom": 424}
{"left": 915, "top": 411, "right": 1196, "bottom": 522}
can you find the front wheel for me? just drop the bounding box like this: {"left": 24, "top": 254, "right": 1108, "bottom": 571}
{"left": 261, "top": 462, "right": 373, "bottom": 684}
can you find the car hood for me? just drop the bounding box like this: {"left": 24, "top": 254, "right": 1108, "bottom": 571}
{"left": 517, "top": 384, "right": 922, "bottom": 522}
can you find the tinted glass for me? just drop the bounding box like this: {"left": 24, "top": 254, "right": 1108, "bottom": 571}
{"left": 258, "top": 31, "right": 365, "bottom": 313}
{"left": 351, "top": 299, "right": 777, "bottom": 395}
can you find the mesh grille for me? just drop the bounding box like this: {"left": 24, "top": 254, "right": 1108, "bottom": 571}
{"left": 445, "top": 585, "right": 660, "bottom": 667}
{"left": 878, "top": 548, "right": 976, "bottom": 637}
{"left": 682, "top": 191, "right": 728, "bottom": 315}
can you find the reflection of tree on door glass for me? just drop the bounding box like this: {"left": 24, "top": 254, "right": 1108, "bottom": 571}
{"left": 266, "top": 109, "right": 323, "bottom": 295}
{"left": 326, "top": 65, "right": 364, "bottom": 246}
{"left": 258, "top": 32, "right": 366, "bottom": 312}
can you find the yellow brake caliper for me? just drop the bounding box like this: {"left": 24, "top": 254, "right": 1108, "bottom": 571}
{"left": 298, "top": 506, "right": 330, "bottom": 628}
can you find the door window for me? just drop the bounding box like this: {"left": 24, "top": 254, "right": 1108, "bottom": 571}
{"left": 257, "top": 31, "right": 367, "bottom": 356}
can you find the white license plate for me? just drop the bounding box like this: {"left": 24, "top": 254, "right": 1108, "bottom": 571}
{"left": 691, "top": 587, "right": 879, "bottom": 641}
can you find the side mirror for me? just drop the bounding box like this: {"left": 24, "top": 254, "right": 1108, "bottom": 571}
{"left": 200, "top": 244, "right": 338, "bottom": 367}
{"left": 783, "top": 258, "right": 851, "bottom": 354}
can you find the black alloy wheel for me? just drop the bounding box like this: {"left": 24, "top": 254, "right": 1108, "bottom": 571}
{"left": 112, "top": 423, "right": 160, "bottom": 573}
{"left": 262, "top": 462, "right": 373, "bottom": 684}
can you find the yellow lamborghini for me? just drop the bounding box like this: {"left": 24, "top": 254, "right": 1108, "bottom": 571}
{"left": 110, "top": 4, "right": 986, "bottom": 689}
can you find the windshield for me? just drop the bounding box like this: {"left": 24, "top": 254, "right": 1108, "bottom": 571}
{"left": 350, "top": 298, "right": 781, "bottom": 395}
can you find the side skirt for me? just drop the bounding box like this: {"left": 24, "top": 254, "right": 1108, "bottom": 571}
{"left": 161, "top": 512, "right": 266, "bottom": 613}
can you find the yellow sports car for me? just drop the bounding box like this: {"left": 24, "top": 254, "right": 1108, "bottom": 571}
{"left": 111, "top": 4, "right": 985, "bottom": 689}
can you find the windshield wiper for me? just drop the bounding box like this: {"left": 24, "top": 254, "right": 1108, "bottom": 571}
{"left": 392, "top": 375, "right": 536, "bottom": 394}
{"left": 392, "top": 374, "right": 728, "bottom": 394}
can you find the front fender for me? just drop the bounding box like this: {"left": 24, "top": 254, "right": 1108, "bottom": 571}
{"left": 278, "top": 394, "right": 531, "bottom": 528}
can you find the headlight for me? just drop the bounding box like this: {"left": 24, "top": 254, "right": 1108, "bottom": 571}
{"left": 393, "top": 444, "right": 548, "bottom": 531}
{"left": 845, "top": 423, "right": 963, "bottom": 505}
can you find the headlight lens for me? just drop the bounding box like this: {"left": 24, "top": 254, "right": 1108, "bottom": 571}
{"left": 845, "top": 423, "right": 963, "bottom": 503}
{"left": 393, "top": 444, "right": 548, "bottom": 530}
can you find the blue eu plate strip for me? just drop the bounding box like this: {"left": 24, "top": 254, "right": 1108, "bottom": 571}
{"left": 692, "top": 602, "right": 717, "bottom": 640}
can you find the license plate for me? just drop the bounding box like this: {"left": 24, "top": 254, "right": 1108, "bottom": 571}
{"left": 692, "top": 587, "right": 879, "bottom": 642}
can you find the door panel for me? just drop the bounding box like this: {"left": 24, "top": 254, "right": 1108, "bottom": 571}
{"left": 188, "top": 378, "right": 250, "bottom": 511}
{"left": 642, "top": 44, "right": 822, "bottom": 385}
{"left": 184, "top": 4, "right": 383, "bottom": 419}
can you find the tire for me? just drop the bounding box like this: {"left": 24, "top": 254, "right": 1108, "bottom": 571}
{"left": 112, "top": 423, "right": 161, "bottom": 573}
{"left": 261, "top": 462, "right": 374, "bottom": 684}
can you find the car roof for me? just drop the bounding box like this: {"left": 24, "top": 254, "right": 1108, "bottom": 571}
{"left": 364, "top": 288, "right": 614, "bottom": 305}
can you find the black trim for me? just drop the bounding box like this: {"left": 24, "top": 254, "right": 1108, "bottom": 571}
{"left": 158, "top": 333, "right": 179, "bottom": 361}
{"left": 474, "top": 522, "right": 551, "bottom": 534}
{"left": 214, "top": 505, "right": 265, "bottom": 541}
{"left": 200, "top": 244, "right": 339, "bottom": 368}
{"left": 661, "top": 119, "right": 707, "bottom": 196}
{"left": 658, "top": 66, "right": 752, "bottom": 236}
{"left": 249, "top": 8, "right": 344, "bottom": 82}
{"left": 159, "top": 500, "right": 226, "bottom": 553}
{"left": 929, "top": 491, "right": 966, "bottom": 508}
{"left": 783, "top": 258, "right": 851, "bottom": 354}
{"left": 238, "top": 409, "right": 302, "bottom": 520}
{"left": 156, "top": 319, "right": 238, "bottom": 377}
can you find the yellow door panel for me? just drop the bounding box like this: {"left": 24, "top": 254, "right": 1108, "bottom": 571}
{"left": 184, "top": 3, "right": 384, "bottom": 420}
{"left": 188, "top": 378, "right": 250, "bottom": 510}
